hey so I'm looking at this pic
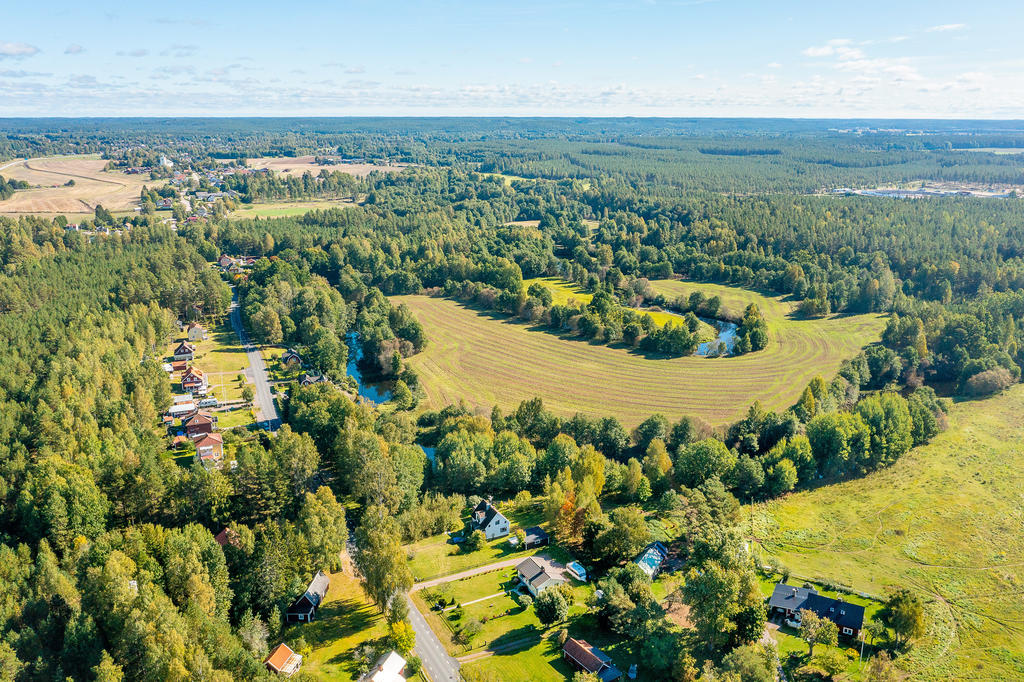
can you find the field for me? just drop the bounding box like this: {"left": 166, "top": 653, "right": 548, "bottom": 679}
{"left": 228, "top": 199, "right": 358, "bottom": 220}
{"left": 243, "top": 156, "right": 409, "bottom": 177}
{"left": 0, "top": 155, "right": 163, "bottom": 216}
{"left": 391, "top": 281, "right": 884, "bottom": 426}
{"left": 747, "top": 385, "right": 1024, "bottom": 680}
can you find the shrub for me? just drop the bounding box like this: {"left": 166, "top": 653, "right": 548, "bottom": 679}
{"left": 963, "top": 367, "right": 1014, "bottom": 396}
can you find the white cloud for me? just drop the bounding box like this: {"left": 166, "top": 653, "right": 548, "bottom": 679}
{"left": 117, "top": 48, "right": 149, "bottom": 57}
{"left": 927, "top": 23, "right": 966, "bottom": 32}
{"left": 0, "top": 42, "right": 40, "bottom": 59}
{"left": 767, "top": 62, "right": 782, "bottom": 68}
{"left": 802, "top": 39, "right": 863, "bottom": 60}
{"left": 64, "top": 44, "right": 85, "bottom": 55}
{"left": 160, "top": 44, "right": 198, "bottom": 58}
{"left": 344, "top": 65, "right": 365, "bottom": 74}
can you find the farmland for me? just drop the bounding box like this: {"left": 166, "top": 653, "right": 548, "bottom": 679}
{"left": 747, "top": 385, "right": 1024, "bottom": 680}
{"left": 0, "top": 155, "right": 163, "bottom": 216}
{"left": 242, "top": 156, "right": 409, "bottom": 177}
{"left": 391, "top": 281, "right": 884, "bottom": 426}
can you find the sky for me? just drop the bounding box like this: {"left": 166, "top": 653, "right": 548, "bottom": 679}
{"left": 1, "top": 0, "right": 1022, "bottom": 118}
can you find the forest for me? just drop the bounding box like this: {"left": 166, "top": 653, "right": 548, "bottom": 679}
{"left": 0, "top": 119, "right": 1023, "bottom": 681}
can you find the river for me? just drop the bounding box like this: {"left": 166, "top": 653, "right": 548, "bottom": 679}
{"left": 643, "top": 309, "right": 738, "bottom": 356}
{"left": 344, "top": 331, "right": 393, "bottom": 403}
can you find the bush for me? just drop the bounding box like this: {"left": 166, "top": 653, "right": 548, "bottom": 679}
{"left": 963, "top": 367, "right": 1014, "bottom": 396}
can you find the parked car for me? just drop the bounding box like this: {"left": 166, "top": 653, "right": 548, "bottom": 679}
{"left": 198, "top": 397, "right": 218, "bottom": 407}
{"left": 784, "top": 616, "right": 802, "bottom": 628}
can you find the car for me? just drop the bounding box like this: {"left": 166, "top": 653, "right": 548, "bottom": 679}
{"left": 784, "top": 617, "right": 802, "bottom": 628}
{"left": 198, "top": 397, "right": 218, "bottom": 407}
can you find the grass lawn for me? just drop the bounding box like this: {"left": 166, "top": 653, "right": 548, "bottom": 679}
{"left": 285, "top": 559, "right": 388, "bottom": 681}
{"left": 746, "top": 384, "right": 1024, "bottom": 680}
{"left": 215, "top": 406, "right": 255, "bottom": 430}
{"left": 392, "top": 281, "right": 883, "bottom": 426}
{"left": 414, "top": 565, "right": 593, "bottom": 656}
{"left": 405, "top": 503, "right": 549, "bottom": 582}
{"left": 463, "top": 613, "right": 644, "bottom": 681}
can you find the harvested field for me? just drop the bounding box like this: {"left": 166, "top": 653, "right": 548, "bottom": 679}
{"left": 244, "top": 156, "right": 409, "bottom": 177}
{"left": 0, "top": 155, "right": 163, "bottom": 216}
{"left": 227, "top": 199, "right": 358, "bottom": 219}
{"left": 391, "top": 282, "right": 884, "bottom": 426}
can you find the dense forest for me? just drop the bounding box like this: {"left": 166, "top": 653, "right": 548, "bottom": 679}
{"left": 0, "top": 119, "right": 1023, "bottom": 680}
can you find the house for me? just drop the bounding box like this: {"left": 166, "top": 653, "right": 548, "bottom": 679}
{"left": 471, "top": 499, "right": 510, "bottom": 540}
{"left": 361, "top": 650, "right": 406, "bottom": 682}
{"left": 286, "top": 571, "right": 331, "bottom": 623}
{"left": 187, "top": 322, "right": 207, "bottom": 341}
{"left": 516, "top": 556, "right": 566, "bottom": 597}
{"left": 562, "top": 638, "right": 622, "bottom": 682}
{"left": 768, "top": 583, "right": 866, "bottom": 639}
{"left": 264, "top": 643, "right": 302, "bottom": 677}
{"left": 218, "top": 254, "right": 235, "bottom": 268}
{"left": 171, "top": 359, "right": 188, "bottom": 372}
{"left": 281, "top": 348, "right": 303, "bottom": 368}
{"left": 299, "top": 371, "right": 330, "bottom": 387}
{"left": 173, "top": 341, "right": 196, "bottom": 361}
{"left": 182, "top": 411, "right": 217, "bottom": 439}
{"left": 214, "top": 527, "right": 240, "bottom": 548}
{"left": 181, "top": 367, "right": 208, "bottom": 394}
{"left": 523, "top": 526, "right": 549, "bottom": 549}
{"left": 167, "top": 401, "right": 197, "bottom": 419}
{"left": 193, "top": 432, "right": 224, "bottom": 464}
{"left": 634, "top": 541, "right": 669, "bottom": 579}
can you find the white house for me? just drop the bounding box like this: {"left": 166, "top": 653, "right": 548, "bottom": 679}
{"left": 471, "top": 499, "right": 510, "bottom": 540}
{"left": 516, "top": 556, "right": 566, "bottom": 597}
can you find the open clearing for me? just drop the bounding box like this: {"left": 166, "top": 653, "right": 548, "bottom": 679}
{"left": 228, "top": 199, "right": 359, "bottom": 220}
{"left": 391, "top": 281, "right": 883, "bottom": 426}
{"left": 0, "top": 155, "right": 163, "bottom": 216}
{"left": 747, "top": 385, "right": 1024, "bottom": 680}
{"left": 243, "top": 156, "right": 409, "bottom": 177}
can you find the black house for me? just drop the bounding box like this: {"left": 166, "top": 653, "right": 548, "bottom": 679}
{"left": 768, "top": 583, "right": 865, "bottom": 639}
{"left": 286, "top": 570, "right": 330, "bottom": 623}
{"left": 523, "top": 526, "right": 549, "bottom": 549}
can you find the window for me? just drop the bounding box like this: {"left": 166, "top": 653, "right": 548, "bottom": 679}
{"left": 843, "top": 627, "right": 853, "bottom": 635}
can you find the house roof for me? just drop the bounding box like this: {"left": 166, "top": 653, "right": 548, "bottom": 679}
{"left": 214, "top": 528, "right": 238, "bottom": 547}
{"left": 183, "top": 367, "right": 205, "bottom": 379}
{"left": 363, "top": 650, "right": 406, "bottom": 682}
{"left": 187, "top": 322, "right": 206, "bottom": 331}
{"left": 474, "top": 500, "right": 506, "bottom": 529}
{"left": 524, "top": 526, "right": 548, "bottom": 543}
{"left": 194, "top": 432, "right": 223, "bottom": 447}
{"left": 517, "top": 556, "right": 564, "bottom": 590}
{"left": 174, "top": 340, "right": 195, "bottom": 353}
{"left": 289, "top": 570, "right": 330, "bottom": 613}
{"left": 768, "top": 583, "right": 865, "bottom": 630}
{"left": 804, "top": 593, "right": 866, "bottom": 631}
{"left": 768, "top": 583, "right": 817, "bottom": 612}
{"left": 183, "top": 411, "right": 214, "bottom": 426}
{"left": 563, "top": 638, "right": 609, "bottom": 674}
{"left": 265, "top": 643, "right": 299, "bottom": 672}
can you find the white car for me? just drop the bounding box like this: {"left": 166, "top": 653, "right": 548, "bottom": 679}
{"left": 785, "top": 617, "right": 802, "bottom": 628}
{"left": 198, "top": 397, "right": 219, "bottom": 407}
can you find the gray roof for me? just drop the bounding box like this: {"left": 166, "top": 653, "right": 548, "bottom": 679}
{"left": 768, "top": 583, "right": 817, "bottom": 611}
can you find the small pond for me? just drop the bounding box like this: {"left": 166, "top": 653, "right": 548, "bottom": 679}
{"left": 644, "top": 309, "right": 738, "bottom": 356}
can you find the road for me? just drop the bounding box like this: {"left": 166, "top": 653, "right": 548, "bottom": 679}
{"left": 407, "top": 593, "right": 461, "bottom": 682}
{"left": 228, "top": 288, "right": 281, "bottom": 431}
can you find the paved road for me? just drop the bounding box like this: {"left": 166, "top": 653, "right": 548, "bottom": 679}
{"left": 228, "top": 288, "right": 280, "bottom": 431}
{"left": 407, "top": 593, "right": 461, "bottom": 682}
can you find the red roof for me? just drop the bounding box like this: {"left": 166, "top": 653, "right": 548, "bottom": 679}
{"left": 265, "top": 643, "right": 297, "bottom": 672}
{"left": 563, "top": 638, "right": 606, "bottom": 674}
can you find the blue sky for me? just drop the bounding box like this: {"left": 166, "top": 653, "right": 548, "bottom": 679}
{"left": 1, "top": 0, "right": 1021, "bottom": 117}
